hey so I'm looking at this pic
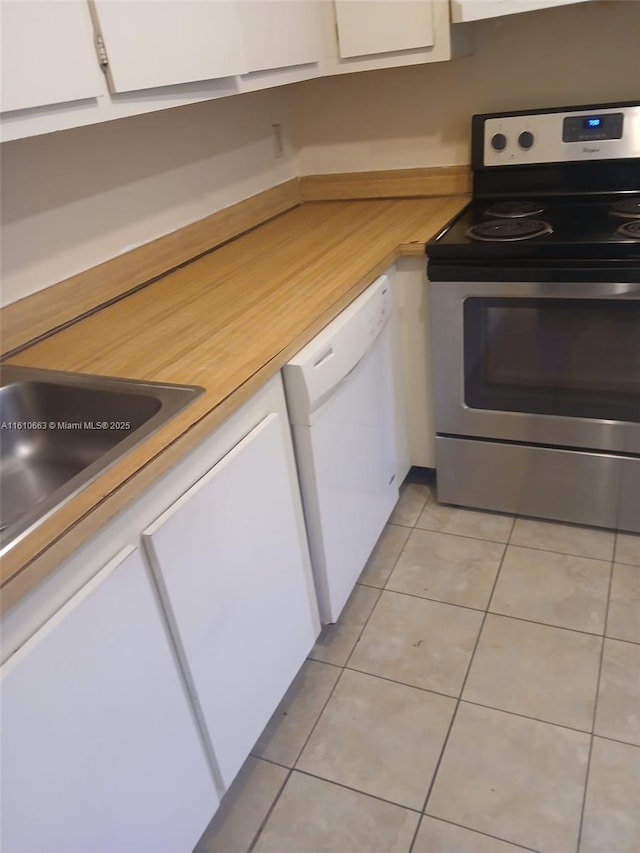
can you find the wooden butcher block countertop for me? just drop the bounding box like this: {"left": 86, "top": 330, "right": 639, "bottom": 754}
{"left": 2, "top": 196, "right": 467, "bottom": 609}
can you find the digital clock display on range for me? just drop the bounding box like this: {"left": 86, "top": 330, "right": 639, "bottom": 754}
{"left": 562, "top": 112, "right": 624, "bottom": 142}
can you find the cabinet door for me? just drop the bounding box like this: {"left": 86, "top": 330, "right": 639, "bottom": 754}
{"left": 1, "top": 0, "right": 103, "bottom": 113}
{"left": 143, "top": 412, "right": 318, "bottom": 788}
{"left": 1, "top": 547, "right": 217, "bottom": 853}
{"left": 239, "top": 0, "right": 323, "bottom": 72}
{"left": 451, "top": 0, "right": 590, "bottom": 23}
{"left": 334, "top": 0, "right": 435, "bottom": 59}
{"left": 91, "top": 0, "right": 247, "bottom": 93}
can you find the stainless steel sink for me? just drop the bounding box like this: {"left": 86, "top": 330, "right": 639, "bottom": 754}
{"left": 0, "top": 365, "right": 204, "bottom": 555}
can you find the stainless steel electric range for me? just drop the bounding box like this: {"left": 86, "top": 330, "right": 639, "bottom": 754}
{"left": 427, "top": 101, "right": 640, "bottom": 533}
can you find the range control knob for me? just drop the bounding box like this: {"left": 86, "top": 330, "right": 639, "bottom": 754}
{"left": 518, "top": 131, "right": 534, "bottom": 149}
{"left": 491, "top": 132, "right": 507, "bottom": 151}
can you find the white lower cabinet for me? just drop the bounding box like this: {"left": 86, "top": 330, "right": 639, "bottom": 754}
{"left": 143, "top": 411, "right": 319, "bottom": 788}
{"left": 0, "top": 547, "right": 218, "bottom": 853}
{"left": 1, "top": 375, "right": 319, "bottom": 848}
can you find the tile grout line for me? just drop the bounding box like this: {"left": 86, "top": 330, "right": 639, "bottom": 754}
{"left": 507, "top": 541, "right": 615, "bottom": 562}
{"left": 345, "top": 481, "right": 433, "bottom": 653}
{"left": 265, "top": 578, "right": 403, "bottom": 842}
{"left": 247, "top": 651, "right": 349, "bottom": 852}
{"left": 597, "top": 633, "right": 640, "bottom": 648}
{"left": 481, "top": 609, "right": 608, "bottom": 640}
{"left": 342, "top": 583, "right": 384, "bottom": 669}
{"left": 417, "top": 814, "right": 541, "bottom": 852}
{"left": 215, "top": 485, "right": 409, "bottom": 852}
{"left": 341, "top": 661, "right": 610, "bottom": 737}
{"left": 375, "top": 581, "right": 614, "bottom": 640}
{"left": 290, "top": 766, "right": 425, "bottom": 815}
{"left": 276, "top": 658, "right": 351, "bottom": 785}
{"left": 342, "top": 664, "right": 459, "bottom": 701}
{"left": 590, "top": 732, "right": 640, "bottom": 751}
{"left": 508, "top": 512, "right": 621, "bottom": 563}
{"left": 455, "top": 698, "right": 606, "bottom": 740}
{"left": 250, "top": 480, "right": 433, "bottom": 849}
{"left": 250, "top": 755, "right": 290, "bottom": 771}
{"left": 417, "top": 507, "right": 616, "bottom": 561}
{"left": 392, "top": 491, "right": 620, "bottom": 562}
{"left": 248, "top": 485, "right": 628, "bottom": 851}
{"left": 389, "top": 477, "right": 433, "bottom": 530}
{"left": 220, "top": 482, "right": 631, "bottom": 851}
{"left": 357, "top": 477, "right": 432, "bottom": 595}
{"left": 360, "top": 511, "right": 418, "bottom": 592}
{"left": 408, "top": 523, "right": 518, "bottom": 548}
{"left": 247, "top": 585, "right": 383, "bottom": 850}
{"left": 308, "top": 584, "right": 381, "bottom": 666}
{"left": 246, "top": 765, "right": 292, "bottom": 853}
{"left": 574, "top": 546, "right": 616, "bottom": 853}
{"left": 408, "top": 519, "right": 513, "bottom": 853}
{"left": 315, "top": 503, "right": 621, "bottom": 851}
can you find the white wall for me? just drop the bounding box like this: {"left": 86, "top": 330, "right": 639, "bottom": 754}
{"left": 290, "top": 0, "right": 640, "bottom": 173}
{"left": 0, "top": 88, "right": 296, "bottom": 307}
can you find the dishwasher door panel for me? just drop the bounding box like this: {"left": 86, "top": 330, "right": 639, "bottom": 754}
{"left": 292, "top": 323, "right": 398, "bottom": 622}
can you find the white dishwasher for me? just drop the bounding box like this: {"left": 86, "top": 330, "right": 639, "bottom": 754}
{"left": 283, "top": 273, "right": 399, "bottom": 623}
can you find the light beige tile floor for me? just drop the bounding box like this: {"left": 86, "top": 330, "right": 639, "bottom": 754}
{"left": 463, "top": 614, "right": 601, "bottom": 731}
{"left": 490, "top": 545, "right": 610, "bottom": 634}
{"left": 388, "top": 476, "right": 432, "bottom": 527}
{"left": 614, "top": 532, "right": 640, "bottom": 566}
{"left": 579, "top": 737, "right": 640, "bottom": 853}
{"left": 594, "top": 639, "right": 640, "bottom": 746}
{"left": 308, "top": 583, "right": 379, "bottom": 666}
{"left": 427, "top": 703, "right": 590, "bottom": 853}
{"left": 386, "top": 528, "right": 505, "bottom": 609}
{"left": 297, "top": 668, "right": 455, "bottom": 810}
{"left": 607, "top": 563, "right": 640, "bottom": 643}
{"left": 349, "top": 591, "right": 483, "bottom": 696}
{"left": 358, "top": 523, "right": 411, "bottom": 589}
{"left": 251, "top": 660, "right": 341, "bottom": 766}
{"left": 252, "top": 772, "right": 419, "bottom": 853}
{"left": 195, "top": 477, "right": 640, "bottom": 853}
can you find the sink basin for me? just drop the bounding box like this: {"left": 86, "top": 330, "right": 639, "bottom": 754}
{"left": 0, "top": 365, "right": 203, "bottom": 555}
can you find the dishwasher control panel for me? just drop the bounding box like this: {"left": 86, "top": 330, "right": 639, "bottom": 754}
{"left": 283, "top": 274, "right": 392, "bottom": 424}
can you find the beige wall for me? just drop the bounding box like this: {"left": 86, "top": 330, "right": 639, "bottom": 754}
{"left": 0, "top": 88, "right": 296, "bottom": 306}
{"left": 2, "top": 1, "right": 639, "bottom": 308}
{"left": 290, "top": 1, "right": 640, "bottom": 174}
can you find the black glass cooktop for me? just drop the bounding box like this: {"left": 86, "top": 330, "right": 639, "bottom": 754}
{"left": 428, "top": 194, "right": 640, "bottom": 263}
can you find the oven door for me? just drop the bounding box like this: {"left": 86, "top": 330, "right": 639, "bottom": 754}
{"left": 430, "top": 280, "right": 640, "bottom": 455}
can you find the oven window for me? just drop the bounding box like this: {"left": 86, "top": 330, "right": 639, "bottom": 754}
{"left": 464, "top": 298, "right": 640, "bottom": 423}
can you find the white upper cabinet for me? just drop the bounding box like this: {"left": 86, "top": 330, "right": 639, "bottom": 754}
{"left": 320, "top": 1, "right": 471, "bottom": 76}
{"left": 450, "top": 0, "right": 591, "bottom": 24}
{"left": 334, "top": 0, "right": 435, "bottom": 59}
{"left": 1, "top": 0, "right": 103, "bottom": 113}
{"left": 90, "top": 0, "right": 248, "bottom": 93}
{"left": 1, "top": 0, "right": 470, "bottom": 139}
{"left": 239, "top": 0, "right": 324, "bottom": 72}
